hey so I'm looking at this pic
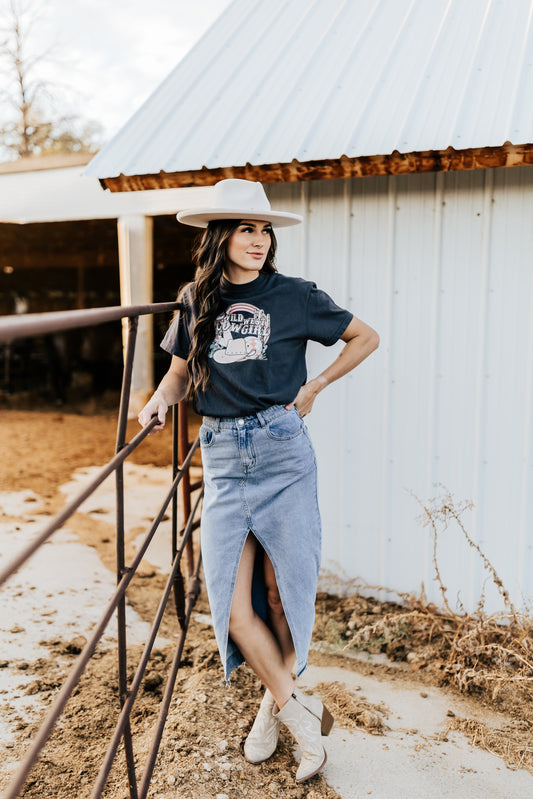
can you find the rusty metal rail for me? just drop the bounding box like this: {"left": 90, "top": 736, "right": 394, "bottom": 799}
{"left": 0, "top": 302, "right": 204, "bottom": 799}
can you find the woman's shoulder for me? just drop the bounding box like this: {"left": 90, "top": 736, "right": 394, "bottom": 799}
{"left": 177, "top": 281, "right": 196, "bottom": 307}
{"left": 270, "top": 272, "right": 317, "bottom": 294}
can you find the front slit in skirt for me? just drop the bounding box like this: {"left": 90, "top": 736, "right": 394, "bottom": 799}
{"left": 199, "top": 404, "right": 322, "bottom": 682}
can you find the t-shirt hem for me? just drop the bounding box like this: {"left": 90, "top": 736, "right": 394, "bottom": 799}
{"left": 321, "top": 310, "right": 353, "bottom": 346}
{"left": 160, "top": 341, "right": 188, "bottom": 359}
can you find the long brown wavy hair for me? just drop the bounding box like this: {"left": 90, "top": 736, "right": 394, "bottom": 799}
{"left": 184, "top": 219, "right": 277, "bottom": 399}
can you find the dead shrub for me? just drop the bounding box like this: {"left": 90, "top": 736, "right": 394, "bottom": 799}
{"left": 324, "top": 487, "right": 533, "bottom": 705}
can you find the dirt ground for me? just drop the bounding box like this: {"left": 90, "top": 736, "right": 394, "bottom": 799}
{"left": 0, "top": 405, "right": 532, "bottom": 798}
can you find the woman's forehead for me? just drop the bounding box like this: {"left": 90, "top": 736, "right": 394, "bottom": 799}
{"left": 239, "top": 219, "right": 272, "bottom": 227}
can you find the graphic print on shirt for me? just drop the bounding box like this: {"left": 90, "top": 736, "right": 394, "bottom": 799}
{"left": 209, "top": 303, "right": 271, "bottom": 364}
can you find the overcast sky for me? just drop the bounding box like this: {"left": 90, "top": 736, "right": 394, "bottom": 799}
{"left": 19, "top": 0, "right": 233, "bottom": 145}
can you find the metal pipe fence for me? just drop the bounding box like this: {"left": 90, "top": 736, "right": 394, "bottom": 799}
{"left": 0, "top": 302, "right": 203, "bottom": 799}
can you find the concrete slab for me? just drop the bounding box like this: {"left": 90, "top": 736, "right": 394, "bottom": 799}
{"left": 299, "top": 665, "right": 533, "bottom": 799}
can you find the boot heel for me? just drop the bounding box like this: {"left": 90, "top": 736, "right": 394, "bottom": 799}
{"left": 321, "top": 705, "right": 334, "bottom": 736}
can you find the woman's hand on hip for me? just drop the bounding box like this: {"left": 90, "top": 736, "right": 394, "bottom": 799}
{"left": 285, "top": 377, "right": 327, "bottom": 417}
{"left": 285, "top": 316, "right": 380, "bottom": 418}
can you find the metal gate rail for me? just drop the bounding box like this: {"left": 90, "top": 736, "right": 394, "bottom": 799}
{"left": 0, "top": 303, "right": 203, "bottom": 799}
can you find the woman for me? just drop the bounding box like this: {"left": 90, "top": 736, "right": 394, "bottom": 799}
{"left": 138, "top": 178, "right": 379, "bottom": 783}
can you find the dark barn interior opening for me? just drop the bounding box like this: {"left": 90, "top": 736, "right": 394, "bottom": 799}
{"left": 0, "top": 215, "right": 197, "bottom": 404}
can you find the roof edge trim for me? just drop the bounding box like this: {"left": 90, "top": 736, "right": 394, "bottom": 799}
{"left": 98, "top": 143, "right": 533, "bottom": 192}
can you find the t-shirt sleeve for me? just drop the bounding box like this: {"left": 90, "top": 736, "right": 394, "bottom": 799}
{"left": 306, "top": 284, "right": 353, "bottom": 346}
{"left": 160, "top": 311, "right": 190, "bottom": 358}
{"left": 160, "top": 296, "right": 193, "bottom": 360}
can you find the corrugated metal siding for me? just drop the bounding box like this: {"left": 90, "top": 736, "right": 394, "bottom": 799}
{"left": 86, "top": 0, "right": 533, "bottom": 180}
{"left": 267, "top": 167, "right": 533, "bottom": 612}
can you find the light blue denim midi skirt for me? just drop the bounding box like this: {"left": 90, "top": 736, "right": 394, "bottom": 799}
{"left": 199, "top": 404, "right": 321, "bottom": 682}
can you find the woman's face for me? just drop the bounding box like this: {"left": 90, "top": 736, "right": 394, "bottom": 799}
{"left": 224, "top": 220, "right": 272, "bottom": 283}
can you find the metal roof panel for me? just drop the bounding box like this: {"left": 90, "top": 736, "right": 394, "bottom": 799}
{"left": 86, "top": 0, "right": 533, "bottom": 181}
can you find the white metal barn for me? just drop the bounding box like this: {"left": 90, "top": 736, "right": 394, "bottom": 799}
{"left": 86, "top": 0, "right": 533, "bottom": 612}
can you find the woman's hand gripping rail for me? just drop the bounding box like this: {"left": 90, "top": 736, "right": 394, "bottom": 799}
{"left": 138, "top": 355, "right": 188, "bottom": 433}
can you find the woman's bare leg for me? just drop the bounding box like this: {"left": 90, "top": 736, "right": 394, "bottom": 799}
{"left": 229, "top": 534, "right": 294, "bottom": 709}
{"left": 264, "top": 552, "right": 296, "bottom": 672}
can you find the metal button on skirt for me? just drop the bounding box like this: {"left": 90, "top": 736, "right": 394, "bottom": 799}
{"left": 199, "top": 404, "right": 322, "bottom": 682}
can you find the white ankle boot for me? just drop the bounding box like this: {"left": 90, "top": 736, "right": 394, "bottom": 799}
{"left": 274, "top": 687, "right": 334, "bottom": 782}
{"left": 244, "top": 689, "right": 281, "bottom": 764}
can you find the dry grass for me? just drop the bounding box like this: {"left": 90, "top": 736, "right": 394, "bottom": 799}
{"left": 342, "top": 488, "right": 533, "bottom": 700}
{"left": 447, "top": 716, "right": 533, "bottom": 773}
{"left": 312, "top": 681, "right": 389, "bottom": 735}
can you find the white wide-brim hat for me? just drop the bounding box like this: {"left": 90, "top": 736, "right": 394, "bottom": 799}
{"left": 176, "top": 178, "right": 303, "bottom": 228}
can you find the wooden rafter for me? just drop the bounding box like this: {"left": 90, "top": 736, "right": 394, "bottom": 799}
{"left": 99, "top": 143, "right": 533, "bottom": 192}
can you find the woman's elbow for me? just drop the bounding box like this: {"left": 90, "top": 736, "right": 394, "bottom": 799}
{"left": 362, "top": 327, "right": 379, "bottom": 354}
{"left": 343, "top": 319, "right": 380, "bottom": 355}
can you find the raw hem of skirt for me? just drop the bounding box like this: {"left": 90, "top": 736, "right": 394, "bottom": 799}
{"left": 296, "top": 658, "right": 308, "bottom": 678}
{"left": 224, "top": 652, "right": 245, "bottom": 685}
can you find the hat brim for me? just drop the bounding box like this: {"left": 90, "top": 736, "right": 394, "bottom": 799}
{"left": 176, "top": 208, "right": 303, "bottom": 228}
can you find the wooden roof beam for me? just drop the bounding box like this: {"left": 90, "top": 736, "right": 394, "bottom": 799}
{"left": 99, "top": 143, "right": 533, "bottom": 192}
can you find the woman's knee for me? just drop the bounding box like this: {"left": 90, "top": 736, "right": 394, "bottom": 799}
{"left": 229, "top": 602, "right": 255, "bottom": 640}
{"left": 264, "top": 555, "right": 286, "bottom": 619}
{"left": 266, "top": 586, "right": 286, "bottom": 619}
{"left": 229, "top": 533, "right": 257, "bottom": 639}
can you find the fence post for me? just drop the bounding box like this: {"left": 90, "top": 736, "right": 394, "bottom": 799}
{"left": 115, "top": 316, "right": 140, "bottom": 799}
{"left": 117, "top": 215, "right": 154, "bottom": 416}
{"left": 178, "top": 402, "right": 194, "bottom": 580}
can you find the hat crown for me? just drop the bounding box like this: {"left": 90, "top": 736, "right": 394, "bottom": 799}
{"left": 211, "top": 179, "right": 271, "bottom": 213}
{"left": 176, "top": 178, "right": 302, "bottom": 228}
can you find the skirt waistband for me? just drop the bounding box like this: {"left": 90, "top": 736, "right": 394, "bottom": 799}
{"left": 202, "top": 404, "right": 294, "bottom": 432}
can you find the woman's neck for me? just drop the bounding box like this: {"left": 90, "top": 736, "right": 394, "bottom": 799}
{"left": 222, "top": 267, "right": 261, "bottom": 285}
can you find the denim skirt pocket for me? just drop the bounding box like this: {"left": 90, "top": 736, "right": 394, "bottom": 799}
{"left": 265, "top": 408, "right": 303, "bottom": 441}
{"left": 199, "top": 424, "right": 217, "bottom": 448}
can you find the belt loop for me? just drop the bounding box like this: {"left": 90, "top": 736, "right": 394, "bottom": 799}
{"left": 256, "top": 409, "right": 267, "bottom": 428}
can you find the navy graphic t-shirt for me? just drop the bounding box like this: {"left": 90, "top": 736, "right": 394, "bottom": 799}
{"left": 160, "top": 271, "right": 353, "bottom": 417}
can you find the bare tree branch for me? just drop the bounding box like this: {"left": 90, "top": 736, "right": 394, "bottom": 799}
{"left": 0, "top": 0, "right": 103, "bottom": 160}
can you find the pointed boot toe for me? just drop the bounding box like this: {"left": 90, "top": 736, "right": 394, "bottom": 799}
{"left": 275, "top": 690, "right": 334, "bottom": 782}
{"left": 244, "top": 689, "right": 281, "bottom": 764}
{"left": 296, "top": 748, "right": 327, "bottom": 783}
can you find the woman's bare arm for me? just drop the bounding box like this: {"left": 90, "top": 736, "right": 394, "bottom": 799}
{"left": 286, "top": 316, "right": 379, "bottom": 417}
{"left": 138, "top": 355, "right": 188, "bottom": 431}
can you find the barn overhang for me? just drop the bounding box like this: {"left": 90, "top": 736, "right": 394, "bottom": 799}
{"left": 0, "top": 156, "right": 206, "bottom": 409}
{"left": 98, "top": 143, "right": 533, "bottom": 192}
